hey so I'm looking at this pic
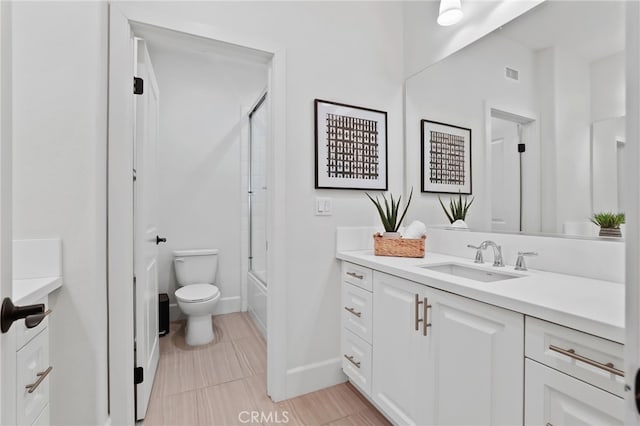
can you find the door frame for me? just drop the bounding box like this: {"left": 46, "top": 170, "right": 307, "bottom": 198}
{"left": 0, "top": 2, "right": 16, "bottom": 425}
{"left": 625, "top": 1, "right": 640, "bottom": 423}
{"left": 107, "top": 4, "right": 288, "bottom": 424}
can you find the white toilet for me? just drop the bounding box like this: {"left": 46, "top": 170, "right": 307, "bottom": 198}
{"left": 173, "top": 249, "right": 221, "bottom": 346}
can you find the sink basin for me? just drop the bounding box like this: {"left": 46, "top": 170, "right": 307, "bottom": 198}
{"left": 419, "top": 263, "right": 520, "bottom": 283}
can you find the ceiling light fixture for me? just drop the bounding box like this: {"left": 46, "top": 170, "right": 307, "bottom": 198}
{"left": 437, "top": 0, "right": 464, "bottom": 26}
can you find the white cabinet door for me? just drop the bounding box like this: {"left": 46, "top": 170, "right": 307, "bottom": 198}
{"left": 428, "top": 289, "right": 524, "bottom": 425}
{"left": 372, "top": 272, "right": 430, "bottom": 426}
{"left": 525, "top": 359, "right": 624, "bottom": 426}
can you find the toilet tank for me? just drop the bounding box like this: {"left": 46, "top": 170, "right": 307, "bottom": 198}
{"left": 173, "top": 249, "right": 219, "bottom": 286}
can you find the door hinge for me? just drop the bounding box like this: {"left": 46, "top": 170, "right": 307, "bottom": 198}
{"left": 133, "top": 168, "right": 137, "bottom": 182}
{"left": 518, "top": 143, "right": 526, "bottom": 153}
{"left": 133, "top": 77, "right": 144, "bottom": 95}
{"left": 134, "top": 366, "right": 144, "bottom": 385}
{"left": 133, "top": 276, "right": 137, "bottom": 285}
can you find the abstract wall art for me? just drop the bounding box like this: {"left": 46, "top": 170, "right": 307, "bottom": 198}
{"left": 421, "top": 120, "right": 472, "bottom": 194}
{"left": 315, "top": 99, "right": 387, "bottom": 190}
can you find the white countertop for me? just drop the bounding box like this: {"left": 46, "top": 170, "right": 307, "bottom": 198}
{"left": 337, "top": 250, "right": 624, "bottom": 344}
{"left": 13, "top": 276, "right": 62, "bottom": 305}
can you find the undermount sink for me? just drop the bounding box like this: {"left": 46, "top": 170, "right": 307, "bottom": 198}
{"left": 419, "top": 263, "right": 520, "bottom": 283}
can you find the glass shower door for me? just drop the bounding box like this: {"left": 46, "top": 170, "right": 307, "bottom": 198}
{"left": 249, "top": 94, "right": 268, "bottom": 284}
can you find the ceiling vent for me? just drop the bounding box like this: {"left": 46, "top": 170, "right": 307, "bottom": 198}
{"left": 505, "top": 67, "right": 520, "bottom": 81}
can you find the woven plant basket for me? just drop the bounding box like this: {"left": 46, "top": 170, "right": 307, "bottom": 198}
{"left": 373, "top": 233, "right": 426, "bottom": 258}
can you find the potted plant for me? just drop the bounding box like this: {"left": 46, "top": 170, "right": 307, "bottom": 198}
{"left": 366, "top": 189, "right": 413, "bottom": 239}
{"left": 591, "top": 212, "right": 625, "bottom": 237}
{"left": 438, "top": 193, "right": 474, "bottom": 229}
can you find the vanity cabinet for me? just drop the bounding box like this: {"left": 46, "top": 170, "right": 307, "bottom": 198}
{"left": 15, "top": 295, "right": 52, "bottom": 426}
{"left": 524, "top": 318, "right": 625, "bottom": 425}
{"left": 370, "top": 271, "right": 523, "bottom": 425}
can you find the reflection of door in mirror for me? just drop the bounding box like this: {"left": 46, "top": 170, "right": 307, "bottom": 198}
{"left": 490, "top": 111, "right": 536, "bottom": 234}
{"left": 592, "top": 116, "right": 625, "bottom": 214}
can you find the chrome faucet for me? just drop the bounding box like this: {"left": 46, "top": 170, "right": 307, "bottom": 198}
{"left": 482, "top": 241, "right": 505, "bottom": 267}
{"left": 468, "top": 241, "right": 504, "bottom": 267}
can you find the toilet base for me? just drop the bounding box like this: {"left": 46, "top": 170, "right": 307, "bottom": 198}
{"left": 185, "top": 314, "right": 215, "bottom": 346}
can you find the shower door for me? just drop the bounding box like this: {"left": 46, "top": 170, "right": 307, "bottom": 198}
{"left": 249, "top": 94, "right": 268, "bottom": 285}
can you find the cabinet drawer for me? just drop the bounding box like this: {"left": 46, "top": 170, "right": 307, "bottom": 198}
{"left": 342, "top": 283, "right": 372, "bottom": 344}
{"left": 17, "top": 328, "right": 51, "bottom": 426}
{"left": 341, "top": 328, "right": 372, "bottom": 395}
{"left": 525, "top": 317, "right": 624, "bottom": 397}
{"left": 342, "top": 262, "right": 372, "bottom": 292}
{"left": 16, "top": 296, "right": 49, "bottom": 351}
{"left": 525, "top": 359, "right": 623, "bottom": 426}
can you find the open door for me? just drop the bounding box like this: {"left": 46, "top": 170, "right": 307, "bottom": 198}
{"left": 0, "top": 3, "right": 16, "bottom": 425}
{"left": 133, "top": 38, "right": 161, "bottom": 420}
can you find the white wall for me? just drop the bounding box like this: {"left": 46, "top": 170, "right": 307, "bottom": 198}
{"left": 591, "top": 51, "right": 625, "bottom": 122}
{"left": 119, "top": 1, "right": 405, "bottom": 397}
{"left": 405, "top": 32, "right": 538, "bottom": 231}
{"left": 148, "top": 44, "right": 267, "bottom": 319}
{"left": 11, "top": 3, "right": 108, "bottom": 425}
{"left": 403, "top": 0, "right": 543, "bottom": 78}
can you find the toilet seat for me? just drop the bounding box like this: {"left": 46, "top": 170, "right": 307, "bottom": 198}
{"left": 175, "top": 284, "right": 219, "bottom": 303}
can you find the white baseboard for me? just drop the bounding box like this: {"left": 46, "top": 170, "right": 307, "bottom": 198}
{"left": 169, "top": 296, "right": 242, "bottom": 321}
{"left": 285, "top": 357, "right": 346, "bottom": 398}
{"left": 247, "top": 307, "right": 266, "bottom": 339}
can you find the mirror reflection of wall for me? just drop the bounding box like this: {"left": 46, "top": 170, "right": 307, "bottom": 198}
{"left": 404, "top": 1, "right": 625, "bottom": 239}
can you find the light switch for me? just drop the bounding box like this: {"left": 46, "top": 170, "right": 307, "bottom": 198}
{"left": 315, "top": 197, "right": 332, "bottom": 216}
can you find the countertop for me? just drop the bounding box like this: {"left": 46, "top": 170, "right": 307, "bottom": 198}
{"left": 13, "top": 276, "right": 62, "bottom": 305}
{"left": 337, "top": 250, "right": 624, "bottom": 344}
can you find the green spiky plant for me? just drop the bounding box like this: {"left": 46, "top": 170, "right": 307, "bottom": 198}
{"left": 591, "top": 212, "right": 625, "bottom": 229}
{"left": 438, "top": 192, "right": 474, "bottom": 224}
{"left": 366, "top": 188, "right": 414, "bottom": 233}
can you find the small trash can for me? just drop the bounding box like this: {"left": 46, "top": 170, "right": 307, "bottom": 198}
{"left": 159, "top": 293, "right": 169, "bottom": 337}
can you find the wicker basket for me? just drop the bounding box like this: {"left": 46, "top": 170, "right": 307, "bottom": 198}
{"left": 373, "top": 233, "right": 426, "bottom": 258}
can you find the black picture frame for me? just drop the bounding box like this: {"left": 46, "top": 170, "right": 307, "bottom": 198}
{"left": 420, "top": 119, "right": 472, "bottom": 195}
{"left": 314, "top": 99, "right": 388, "bottom": 190}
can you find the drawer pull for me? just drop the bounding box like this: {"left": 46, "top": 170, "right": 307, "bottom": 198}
{"left": 415, "top": 294, "right": 423, "bottom": 331}
{"left": 549, "top": 345, "right": 624, "bottom": 377}
{"left": 344, "top": 307, "right": 362, "bottom": 318}
{"left": 344, "top": 354, "right": 361, "bottom": 368}
{"left": 346, "top": 272, "right": 364, "bottom": 280}
{"left": 25, "top": 366, "right": 53, "bottom": 394}
{"left": 423, "top": 297, "right": 432, "bottom": 336}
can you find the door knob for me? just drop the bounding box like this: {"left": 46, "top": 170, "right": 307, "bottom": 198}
{"left": 1, "top": 298, "right": 46, "bottom": 333}
{"left": 156, "top": 236, "right": 167, "bottom": 245}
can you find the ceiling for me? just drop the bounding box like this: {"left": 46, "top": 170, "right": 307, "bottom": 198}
{"left": 496, "top": 1, "right": 625, "bottom": 62}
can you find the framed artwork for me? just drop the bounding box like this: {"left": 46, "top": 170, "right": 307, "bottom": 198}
{"left": 315, "top": 99, "right": 388, "bottom": 190}
{"left": 421, "top": 119, "right": 472, "bottom": 195}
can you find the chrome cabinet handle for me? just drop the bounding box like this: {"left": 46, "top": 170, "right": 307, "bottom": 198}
{"left": 344, "top": 355, "right": 361, "bottom": 368}
{"left": 25, "top": 366, "right": 53, "bottom": 394}
{"left": 344, "top": 307, "right": 362, "bottom": 318}
{"left": 423, "top": 297, "right": 432, "bottom": 336}
{"left": 549, "top": 345, "right": 624, "bottom": 377}
{"left": 415, "top": 294, "right": 423, "bottom": 331}
{"left": 346, "top": 272, "right": 363, "bottom": 280}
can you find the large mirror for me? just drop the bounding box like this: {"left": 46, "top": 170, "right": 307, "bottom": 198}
{"left": 405, "top": 1, "right": 625, "bottom": 239}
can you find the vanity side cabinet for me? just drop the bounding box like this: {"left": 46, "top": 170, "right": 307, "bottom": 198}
{"left": 341, "top": 262, "right": 373, "bottom": 396}
{"left": 524, "top": 359, "right": 624, "bottom": 425}
{"left": 372, "top": 271, "right": 430, "bottom": 426}
{"left": 427, "top": 288, "right": 524, "bottom": 426}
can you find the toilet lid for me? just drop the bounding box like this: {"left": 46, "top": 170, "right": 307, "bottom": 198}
{"left": 175, "top": 284, "right": 219, "bottom": 303}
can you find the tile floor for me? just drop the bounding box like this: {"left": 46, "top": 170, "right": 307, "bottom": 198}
{"left": 143, "top": 312, "right": 390, "bottom": 426}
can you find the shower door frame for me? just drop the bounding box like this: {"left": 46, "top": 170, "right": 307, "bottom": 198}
{"left": 248, "top": 92, "right": 268, "bottom": 285}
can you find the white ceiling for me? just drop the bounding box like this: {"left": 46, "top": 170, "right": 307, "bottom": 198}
{"left": 496, "top": 0, "right": 625, "bottom": 62}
